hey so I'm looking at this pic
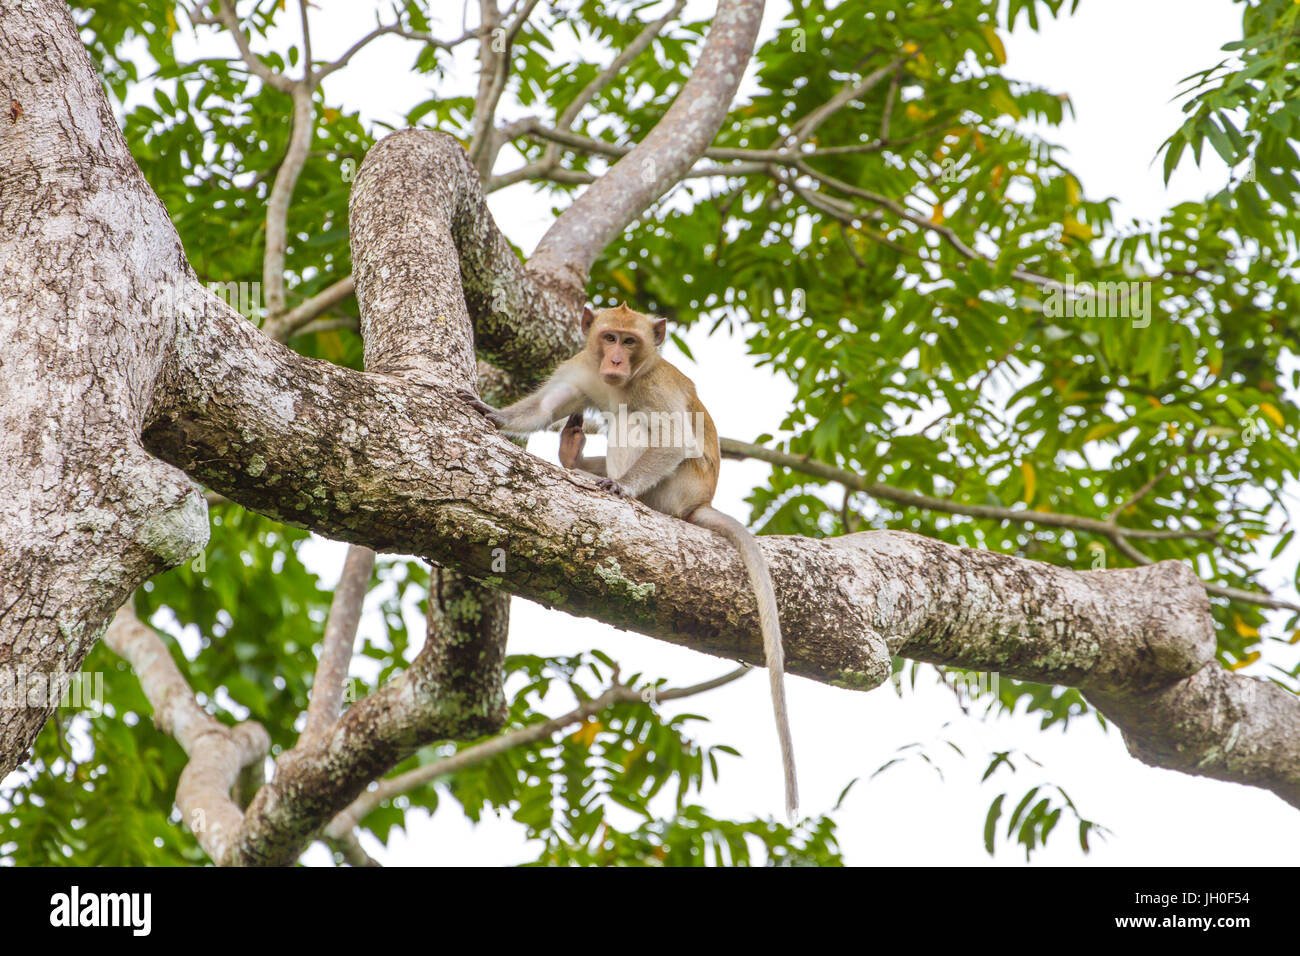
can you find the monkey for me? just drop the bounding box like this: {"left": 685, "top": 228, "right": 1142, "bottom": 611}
{"left": 458, "top": 303, "right": 798, "bottom": 819}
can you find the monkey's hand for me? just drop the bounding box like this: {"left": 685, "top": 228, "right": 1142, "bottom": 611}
{"left": 597, "top": 477, "right": 628, "bottom": 497}
{"left": 456, "top": 389, "right": 504, "bottom": 428}
{"left": 559, "top": 413, "right": 586, "bottom": 469}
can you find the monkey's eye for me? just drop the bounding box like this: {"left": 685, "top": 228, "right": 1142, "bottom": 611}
{"left": 623, "top": 337, "right": 636, "bottom": 347}
{"left": 603, "top": 332, "right": 617, "bottom": 343}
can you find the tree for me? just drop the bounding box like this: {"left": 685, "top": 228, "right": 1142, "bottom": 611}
{"left": 1, "top": 0, "right": 1297, "bottom": 866}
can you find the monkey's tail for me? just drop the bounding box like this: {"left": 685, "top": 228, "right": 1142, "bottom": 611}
{"left": 689, "top": 505, "right": 798, "bottom": 821}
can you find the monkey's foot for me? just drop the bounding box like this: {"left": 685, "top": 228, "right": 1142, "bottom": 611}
{"left": 597, "top": 478, "right": 627, "bottom": 497}
{"left": 559, "top": 414, "right": 586, "bottom": 468}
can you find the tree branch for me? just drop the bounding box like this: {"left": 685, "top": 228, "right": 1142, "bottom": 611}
{"left": 504, "top": 115, "right": 931, "bottom": 168}
{"left": 465, "top": 0, "right": 545, "bottom": 178}
{"left": 468, "top": 0, "right": 545, "bottom": 178}
{"left": 300, "top": 545, "right": 375, "bottom": 747}
{"left": 545, "top": 0, "right": 688, "bottom": 177}
{"left": 313, "top": 24, "right": 480, "bottom": 84}
{"left": 227, "top": 572, "right": 509, "bottom": 865}
{"left": 265, "top": 274, "right": 356, "bottom": 340}
{"left": 719, "top": 437, "right": 1216, "bottom": 542}
{"left": 324, "top": 832, "right": 382, "bottom": 866}
{"left": 325, "top": 665, "right": 749, "bottom": 839}
{"left": 527, "top": 0, "right": 765, "bottom": 287}
{"left": 102, "top": 606, "right": 270, "bottom": 864}
{"left": 790, "top": 158, "right": 1061, "bottom": 289}
{"left": 6, "top": 0, "right": 1299, "bottom": 865}
{"left": 719, "top": 436, "right": 1296, "bottom": 613}
{"left": 783, "top": 55, "right": 907, "bottom": 149}
{"left": 261, "top": 84, "right": 315, "bottom": 319}
{"left": 215, "top": 0, "right": 296, "bottom": 94}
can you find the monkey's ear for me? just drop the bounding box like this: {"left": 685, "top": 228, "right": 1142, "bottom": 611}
{"left": 651, "top": 317, "right": 667, "bottom": 346}
{"left": 581, "top": 305, "right": 595, "bottom": 334}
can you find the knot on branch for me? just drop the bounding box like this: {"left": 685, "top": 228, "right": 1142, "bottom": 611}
{"left": 121, "top": 448, "right": 209, "bottom": 570}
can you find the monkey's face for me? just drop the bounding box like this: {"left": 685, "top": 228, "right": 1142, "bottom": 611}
{"left": 597, "top": 327, "right": 644, "bottom": 386}
{"left": 581, "top": 305, "right": 667, "bottom": 387}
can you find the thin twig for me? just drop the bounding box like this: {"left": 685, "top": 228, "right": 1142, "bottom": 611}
{"left": 265, "top": 274, "right": 356, "bottom": 339}
{"left": 719, "top": 436, "right": 1217, "bottom": 542}
{"left": 791, "top": 158, "right": 1059, "bottom": 289}
{"left": 314, "top": 24, "right": 480, "bottom": 83}
{"left": 880, "top": 62, "right": 903, "bottom": 140}
{"left": 468, "top": 0, "right": 544, "bottom": 176}
{"left": 784, "top": 56, "right": 907, "bottom": 149}
{"left": 323, "top": 833, "right": 382, "bottom": 867}
{"left": 540, "top": 0, "right": 689, "bottom": 179}
{"left": 216, "top": 0, "right": 296, "bottom": 93}
{"left": 1107, "top": 460, "right": 1178, "bottom": 521}
{"left": 300, "top": 545, "right": 376, "bottom": 747}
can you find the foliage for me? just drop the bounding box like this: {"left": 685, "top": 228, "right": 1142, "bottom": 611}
{"left": 359, "top": 652, "right": 844, "bottom": 866}
{"left": 6, "top": 0, "right": 1296, "bottom": 864}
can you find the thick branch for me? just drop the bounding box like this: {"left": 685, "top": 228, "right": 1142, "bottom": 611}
{"left": 350, "top": 129, "right": 585, "bottom": 385}
{"left": 228, "top": 570, "right": 509, "bottom": 865}
{"left": 141, "top": 294, "right": 1228, "bottom": 701}
{"left": 0, "top": 0, "right": 210, "bottom": 774}
{"left": 5, "top": 0, "right": 1299, "bottom": 857}
{"left": 214, "top": 558, "right": 510, "bottom": 866}
{"left": 143, "top": 338, "right": 1300, "bottom": 807}
{"left": 1087, "top": 665, "right": 1300, "bottom": 808}
{"left": 127, "top": 104, "right": 1299, "bottom": 812}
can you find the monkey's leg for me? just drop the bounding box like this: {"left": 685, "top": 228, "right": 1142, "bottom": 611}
{"left": 559, "top": 414, "right": 607, "bottom": 476}
{"left": 599, "top": 444, "right": 685, "bottom": 498}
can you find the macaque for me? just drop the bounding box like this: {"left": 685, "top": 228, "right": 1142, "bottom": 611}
{"left": 459, "top": 303, "right": 798, "bottom": 818}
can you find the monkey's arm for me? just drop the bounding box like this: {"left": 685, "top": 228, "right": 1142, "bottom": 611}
{"left": 458, "top": 375, "right": 587, "bottom": 436}
{"left": 559, "top": 413, "right": 607, "bottom": 476}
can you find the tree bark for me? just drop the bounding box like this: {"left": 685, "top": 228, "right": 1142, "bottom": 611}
{"left": 0, "top": 0, "right": 209, "bottom": 772}
{"left": 1, "top": 0, "right": 1298, "bottom": 832}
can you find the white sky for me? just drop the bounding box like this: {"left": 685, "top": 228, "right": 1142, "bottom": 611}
{"left": 113, "top": 0, "right": 1300, "bottom": 864}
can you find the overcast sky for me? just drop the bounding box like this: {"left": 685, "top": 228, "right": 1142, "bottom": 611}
{"left": 156, "top": 0, "right": 1296, "bottom": 865}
